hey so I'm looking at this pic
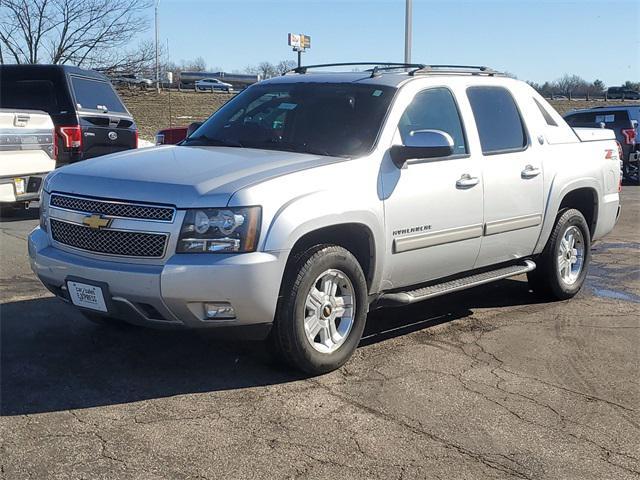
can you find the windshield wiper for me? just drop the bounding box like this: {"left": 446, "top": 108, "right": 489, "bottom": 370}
{"left": 184, "top": 135, "right": 243, "bottom": 147}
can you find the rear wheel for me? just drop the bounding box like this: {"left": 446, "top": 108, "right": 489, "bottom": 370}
{"left": 528, "top": 208, "right": 591, "bottom": 300}
{"left": 269, "top": 245, "right": 368, "bottom": 375}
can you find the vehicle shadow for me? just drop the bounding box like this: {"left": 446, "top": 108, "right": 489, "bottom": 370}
{"left": 1, "top": 277, "right": 544, "bottom": 416}
{"left": 0, "top": 208, "right": 39, "bottom": 222}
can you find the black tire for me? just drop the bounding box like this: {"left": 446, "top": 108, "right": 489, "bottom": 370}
{"left": 527, "top": 208, "right": 591, "bottom": 300}
{"left": 269, "top": 245, "right": 369, "bottom": 375}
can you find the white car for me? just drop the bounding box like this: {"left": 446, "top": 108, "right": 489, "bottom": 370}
{"left": 195, "top": 78, "right": 233, "bottom": 92}
{"left": 29, "top": 63, "right": 621, "bottom": 374}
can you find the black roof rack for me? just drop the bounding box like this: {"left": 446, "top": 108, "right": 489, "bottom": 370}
{"left": 289, "top": 62, "right": 426, "bottom": 76}
{"left": 285, "top": 62, "right": 503, "bottom": 79}
{"left": 409, "top": 65, "right": 502, "bottom": 76}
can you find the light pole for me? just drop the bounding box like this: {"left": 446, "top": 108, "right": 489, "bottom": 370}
{"left": 404, "top": 0, "right": 412, "bottom": 64}
{"left": 155, "top": 0, "right": 161, "bottom": 93}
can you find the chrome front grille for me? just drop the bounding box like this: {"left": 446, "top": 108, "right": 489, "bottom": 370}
{"left": 50, "top": 219, "right": 168, "bottom": 258}
{"left": 50, "top": 193, "right": 175, "bottom": 222}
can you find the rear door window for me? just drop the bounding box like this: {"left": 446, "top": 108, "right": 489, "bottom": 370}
{"left": 467, "top": 86, "right": 528, "bottom": 155}
{"left": 70, "top": 76, "right": 127, "bottom": 113}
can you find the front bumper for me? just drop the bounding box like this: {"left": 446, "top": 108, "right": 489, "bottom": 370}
{"left": 28, "top": 227, "right": 288, "bottom": 337}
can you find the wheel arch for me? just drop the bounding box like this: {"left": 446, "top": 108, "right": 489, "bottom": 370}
{"left": 285, "top": 223, "right": 378, "bottom": 291}
{"left": 535, "top": 179, "right": 600, "bottom": 254}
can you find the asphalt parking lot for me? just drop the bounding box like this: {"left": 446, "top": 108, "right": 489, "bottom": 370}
{"left": 1, "top": 188, "right": 638, "bottom": 480}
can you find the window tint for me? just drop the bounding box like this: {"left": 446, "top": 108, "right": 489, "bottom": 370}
{"left": 467, "top": 86, "right": 527, "bottom": 154}
{"left": 184, "top": 83, "right": 395, "bottom": 158}
{"left": 534, "top": 98, "right": 558, "bottom": 126}
{"left": 70, "top": 76, "right": 126, "bottom": 113}
{"left": 564, "top": 110, "right": 630, "bottom": 129}
{"left": 1, "top": 80, "right": 61, "bottom": 114}
{"left": 399, "top": 88, "right": 467, "bottom": 155}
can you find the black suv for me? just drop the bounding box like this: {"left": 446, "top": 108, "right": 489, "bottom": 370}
{"left": 564, "top": 105, "right": 640, "bottom": 184}
{"left": 0, "top": 65, "right": 137, "bottom": 166}
{"left": 607, "top": 87, "right": 640, "bottom": 100}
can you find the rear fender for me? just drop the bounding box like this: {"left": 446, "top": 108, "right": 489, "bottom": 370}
{"left": 534, "top": 176, "right": 600, "bottom": 254}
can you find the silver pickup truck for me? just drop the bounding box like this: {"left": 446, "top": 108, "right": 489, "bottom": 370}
{"left": 29, "top": 64, "right": 621, "bottom": 374}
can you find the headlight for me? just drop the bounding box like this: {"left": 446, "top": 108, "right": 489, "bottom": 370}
{"left": 177, "top": 206, "right": 261, "bottom": 253}
{"left": 39, "top": 192, "right": 49, "bottom": 232}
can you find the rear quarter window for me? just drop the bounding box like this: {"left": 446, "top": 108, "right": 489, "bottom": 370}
{"left": 70, "top": 76, "right": 127, "bottom": 114}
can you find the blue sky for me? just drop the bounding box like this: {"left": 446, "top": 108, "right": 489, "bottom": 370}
{"left": 154, "top": 0, "right": 639, "bottom": 86}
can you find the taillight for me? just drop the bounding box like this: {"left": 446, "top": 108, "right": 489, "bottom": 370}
{"left": 616, "top": 141, "right": 624, "bottom": 160}
{"left": 57, "top": 125, "right": 82, "bottom": 149}
{"left": 621, "top": 128, "right": 637, "bottom": 145}
{"left": 134, "top": 129, "right": 139, "bottom": 148}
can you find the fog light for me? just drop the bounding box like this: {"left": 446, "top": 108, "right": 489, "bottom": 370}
{"left": 204, "top": 302, "right": 236, "bottom": 320}
{"left": 14, "top": 178, "right": 26, "bottom": 195}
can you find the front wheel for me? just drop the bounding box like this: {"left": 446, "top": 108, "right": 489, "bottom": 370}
{"left": 269, "top": 245, "right": 368, "bottom": 375}
{"left": 528, "top": 208, "right": 591, "bottom": 300}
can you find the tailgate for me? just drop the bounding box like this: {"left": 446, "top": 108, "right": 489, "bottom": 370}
{"left": 0, "top": 109, "right": 56, "bottom": 176}
{"left": 573, "top": 127, "right": 616, "bottom": 142}
{"left": 80, "top": 115, "right": 137, "bottom": 159}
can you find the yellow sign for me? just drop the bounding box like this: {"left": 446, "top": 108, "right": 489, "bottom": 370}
{"left": 82, "top": 214, "right": 112, "bottom": 230}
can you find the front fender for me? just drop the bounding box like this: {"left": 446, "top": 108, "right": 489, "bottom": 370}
{"left": 262, "top": 190, "right": 386, "bottom": 292}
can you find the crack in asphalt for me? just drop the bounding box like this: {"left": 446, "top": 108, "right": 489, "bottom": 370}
{"left": 306, "top": 377, "right": 535, "bottom": 479}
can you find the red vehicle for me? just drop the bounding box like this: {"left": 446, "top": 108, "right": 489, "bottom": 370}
{"left": 155, "top": 126, "right": 188, "bottom": 145}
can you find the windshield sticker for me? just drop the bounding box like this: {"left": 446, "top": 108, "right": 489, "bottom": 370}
{"left": 372, "top": 90, "right": 383, "bottom": 97}
{"left": 278, "top": 102, "right": 297, "bottom": 110}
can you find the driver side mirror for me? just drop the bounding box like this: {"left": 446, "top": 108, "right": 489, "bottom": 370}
{"left": 390, "top": 129, "right": 454, "bottom": 168}
{"left": 186, "top": 121, "right": 203, "bottom": 138}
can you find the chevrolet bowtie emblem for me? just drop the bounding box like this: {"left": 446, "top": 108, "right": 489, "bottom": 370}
{"left": 82, "top": 214, "right": 112, "bottom": 230}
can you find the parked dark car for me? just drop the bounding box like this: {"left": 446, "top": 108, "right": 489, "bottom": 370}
{"left": 0, "top": 65, "right": 137, "bottom": 166}
{"left": 564, "top": 105, "right": 639, "bottom": 184}
{"left": 607, "top": 87, "right": 640, "bottom": 100}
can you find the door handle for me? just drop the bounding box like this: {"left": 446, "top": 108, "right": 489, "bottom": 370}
{"left": 456, "top": 174, "right": 479, "bottom": 188}
{"left": 521, "top": 165, "right": 541, "bottom": 178}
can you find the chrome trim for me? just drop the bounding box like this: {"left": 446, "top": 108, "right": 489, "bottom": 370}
{"left": 49, "top": 192, "right": 176, "bottom": 223}
{"left": 49, "top": 218, "right": 170, "bottom": 259}
{"left": 484, "top": 213, "right": 542, "bottom": 236}
{"left": 394, "top": 223, "right": 483, "bottom": 253}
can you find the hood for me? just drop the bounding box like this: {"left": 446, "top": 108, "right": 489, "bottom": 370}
{"left": 47, "top": 145, "right": 344, "bottom": 207}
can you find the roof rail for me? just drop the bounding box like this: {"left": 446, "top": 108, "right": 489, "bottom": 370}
{"left": 288, "top": 62, "right": 426, "bottom": 75}
{"left": 409, "top": 65, "right": 503, "bottom": 76}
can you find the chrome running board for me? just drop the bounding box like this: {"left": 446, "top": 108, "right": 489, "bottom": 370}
{"left": 378, "top": 260, "right": 536, "bottom": 307}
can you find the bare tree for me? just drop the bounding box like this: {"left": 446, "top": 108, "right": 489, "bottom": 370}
{"left": 553, "top": 74, "right": 588, "bottom": 96}
{"left": 0, "top": 0, "right": 151, "bottom": 70}
{"left": 180, "top": 56, "right": 207, "bottom": 72}
{"left": 275, "top": 59, "right": 296, "bottom": 75}
{"left": 246, "top": 61, "right": 277, "bottom": 79}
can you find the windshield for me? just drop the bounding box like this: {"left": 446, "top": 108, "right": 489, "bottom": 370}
{"left": 183, "top": 82, "right": 396, "bottom": 157}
